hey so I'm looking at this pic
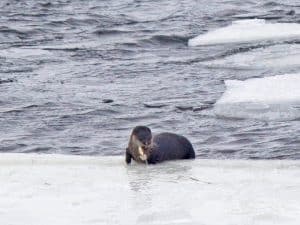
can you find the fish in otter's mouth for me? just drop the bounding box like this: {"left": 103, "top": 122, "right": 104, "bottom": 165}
{"left": 138, "top": 146, "right": 148, "bottom": 161}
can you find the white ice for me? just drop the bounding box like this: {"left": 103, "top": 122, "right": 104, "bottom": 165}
{"left": 1, "top": 153, "right": 300, "bottom": 225}
{"left": 203, "top": 44, "right": 300, "bottom": 69}
{"left": 188, "top": 19, "right": 300, "bottom": 46}
{"left": 214, "top": 73, "right": 300, "bottom": 120}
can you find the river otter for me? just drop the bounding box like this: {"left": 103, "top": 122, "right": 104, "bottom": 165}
{"left": 126, "top": 126, "right": 195, "bottom": 164}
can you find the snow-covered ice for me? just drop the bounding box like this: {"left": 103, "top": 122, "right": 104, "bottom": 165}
{"left": 0, "top": 153, "right": 300, "bottom": 225}
{"left": 188, "top": 19, "right": 300, "bottom": 46}
{"left": 214, "top": 73, "right": 300, "bottom": 120}
{"left": 217, "top": 73, "right": 300, "bottom": 104}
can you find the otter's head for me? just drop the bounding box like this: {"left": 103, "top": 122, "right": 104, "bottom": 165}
{"left": 130, "top": 126, "right": 152, "bottom": 162}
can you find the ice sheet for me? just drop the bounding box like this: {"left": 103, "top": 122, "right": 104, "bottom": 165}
{"left": 188, "top": 19, "right": 300, "bottom": 46}
{"left": 0, "top": 153, "right": 300, "bottom": 225}
{"left": 214, "top": 73, "right": 300, "bottom": 120}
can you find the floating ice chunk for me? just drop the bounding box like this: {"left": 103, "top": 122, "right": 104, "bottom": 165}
{"left": 217, "top": 73, "right": 300, "bottom": 104}
{"left": 188, "top": 19, "right": 300, "bottom": 46}
{"left": 214, "top": 73, "right": 300, "bottom": 120}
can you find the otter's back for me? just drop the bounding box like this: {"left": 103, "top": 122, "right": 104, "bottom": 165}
{"left": 148, "top": 132, "right": 195, "bottom": 164}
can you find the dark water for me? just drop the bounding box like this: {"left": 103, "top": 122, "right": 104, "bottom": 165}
{"left": 1, "top": 0, "right": 300, "bottom": 159}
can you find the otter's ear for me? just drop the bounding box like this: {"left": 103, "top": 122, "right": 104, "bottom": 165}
{"left": 125, "top": 148, "right": 132, "bottom": 164}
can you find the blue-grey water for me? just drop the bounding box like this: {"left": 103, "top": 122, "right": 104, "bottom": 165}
{"left": 0, "top": 0, "right": 299, "bottom": 159}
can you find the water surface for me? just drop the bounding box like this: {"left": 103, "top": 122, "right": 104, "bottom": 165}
{"left": 1, "top": 0, "right": 300, "bottom": 159}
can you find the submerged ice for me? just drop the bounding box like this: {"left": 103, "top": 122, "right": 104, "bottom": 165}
{"left": 188, "top": 19, "right": 300, "bottom": 46}
{"left": 214, "top": 73, "right": 300, "bottom": 120}
{"left": 203, "top": 44, "right": 300, "bottom": 69}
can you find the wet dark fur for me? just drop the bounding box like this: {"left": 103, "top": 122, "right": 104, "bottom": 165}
{"left": 126, "top": 126, "right": 195, "bottom": 164}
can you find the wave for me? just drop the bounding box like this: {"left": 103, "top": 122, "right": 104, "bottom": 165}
{"left": 59, "top": 108, "right": 120, "bottom": 119}
{"left": 1, "top": 102, "right": 56, "bottom": 114}
{"left": 203, "top": 43, "right": 300, "bottom": 69}
{"left": 94, "top": 29, "right": 131, "bottom": 36}
{"left": 0, "top": 26, "right": 28, "bottom": 39}
{"left": 0, "top": 78, "right": 14, "bottom": 84}
{"left": 262, "top": 1, "right": 300, "bottom": 7}
{"left": 140, "top": 34, "right": 189, "bottom": 46}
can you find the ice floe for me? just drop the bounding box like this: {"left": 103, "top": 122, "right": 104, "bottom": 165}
{"left": 188, "top": 19, "right": 300, "bottom": 46}
{"left": 214, "top": 73, "right": 300, "bottom": 120}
